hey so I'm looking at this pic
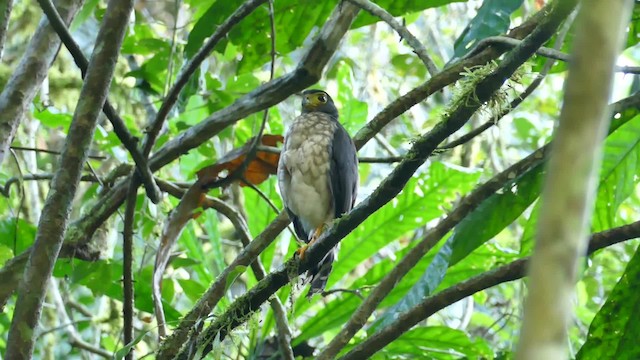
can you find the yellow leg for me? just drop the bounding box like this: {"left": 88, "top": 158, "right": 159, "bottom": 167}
{"left": 296, "top": 225, "right": 325, "bottom": 260}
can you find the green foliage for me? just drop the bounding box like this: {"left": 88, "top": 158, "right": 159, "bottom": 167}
{"left": 377, "top": 326, "right": 494, "bottom": 359}
{"left": 576, "top": 246, "right": 640, "bottom": 359}
{"left": 593, "top": 114, "right": 640, "bottom": 231}
{"left": 452, "top": 0, "right": 524, "bottom": 58}
{"left": 329, "top": 162, "right": 481, "bottom": 288}
{"left": 0, "top": 217, "right": 36, "bottom": 257}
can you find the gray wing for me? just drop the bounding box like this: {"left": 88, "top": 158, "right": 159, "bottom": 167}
{"left": 329, "top": 123, "right": 358, "bottom": 217}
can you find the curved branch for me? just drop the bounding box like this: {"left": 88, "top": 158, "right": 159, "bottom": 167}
{"left": 346, "top": 0, "right": 438, "bottom": 76}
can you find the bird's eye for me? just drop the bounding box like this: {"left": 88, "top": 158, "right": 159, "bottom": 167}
{"left": 318, "top": 94, "right": 327, "bottom": 103}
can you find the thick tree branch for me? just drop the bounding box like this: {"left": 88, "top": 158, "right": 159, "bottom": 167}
{"left": 346, "top": 0, "right": 438, "bottom": 76}
{"left": 0, "top": 0, "right": 82, "bottom": 166}
{"left": 340, "top": 220, "right": 640, "bottom": 359}
{"left": 36, "top": 0, "right": 161, "bottom": 204}
{"left": 516, "top": 1, "right": 633, "bottom": 359}
{"left": 4, "top": 0, "right": 134, "bottom": 357}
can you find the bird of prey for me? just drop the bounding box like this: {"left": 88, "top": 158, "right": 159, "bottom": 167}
{"left": 277, "top": 89, "right": 359, "bottom": 296}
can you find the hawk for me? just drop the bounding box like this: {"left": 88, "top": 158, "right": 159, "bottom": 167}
{"left": 277, "top": 89, "right": 359, "bottom": 296}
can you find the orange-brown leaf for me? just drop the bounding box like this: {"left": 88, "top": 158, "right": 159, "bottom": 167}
{"left": 197, "top": 134, "right": 283, "bottom": 186}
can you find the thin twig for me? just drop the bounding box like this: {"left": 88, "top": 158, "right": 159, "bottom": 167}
{"left": 36, "top": 0, "right": 161, "bottom": 203}
{"left": 122, "top": 176, "right": 137, "bottom": 360}
{"left": 1, "top": 174, "right": 99, "bottom": 198}
{"left": 10, "top": 146, "right": 107, "bottom": 160}
{"left": 346, "top": 0, "right": 438, "bottom": 77}
{"left": 240, "top": 178, "right": 281, "bottom": 214}
{"left": 464, "top": 36, "right": 640, "bottom": 74}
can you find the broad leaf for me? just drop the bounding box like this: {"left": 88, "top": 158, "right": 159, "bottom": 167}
{"left": 329, "top": 162, "right": 480, "bottom": 288}
{"left": 379, "top": 326, "right": 493, "bottom": 359}
{"left": 576, "top": 246, "right": 640, "bottom": 359}
{"left": 593, "top": 114, "right": 640, "bottom": 231}
{"left": 452, "top": 0, "right": 524, "bottom": 58}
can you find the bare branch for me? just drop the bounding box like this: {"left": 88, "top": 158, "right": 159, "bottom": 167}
{"left": 516, "top": 1, "right": 634, "bottom": 359}
{"left": 340, "top": 220, "right": 640, "bottom": 359}
{"left": 346, "top": 0, "right": 438, "bottom": 77}
{"left": 5, "top": 0, "right": 134, "bottom": 357}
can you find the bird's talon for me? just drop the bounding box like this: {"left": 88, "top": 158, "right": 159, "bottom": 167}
{"left": 296, "top": 245, "right": 309, "bottom": 260}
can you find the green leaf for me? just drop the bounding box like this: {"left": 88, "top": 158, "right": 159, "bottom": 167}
{"left": 329, "top": 162, "right": 480, "bottom": 288}
{"left": 372, "top": 239, "right": 453, "bottom": 331}
{"left": 576, "top": 246, "right": 640, "bottom": 359}
{"left": 114, "top": 330, "right": 149, "bottom": 360}
{"left": 351, "top": 0, "right": 466, "bottom": 28}
{"left": 449, "top": 162, "right": 544, "bottom": 265}
{"left": 452, "top": 0, "right": 524, "bottom": 58}
{"left": 33, "top": 109, "right": 72, "bottom": 128}
{"left": 0, "top": 217, "right": 37, "bottom": 255}
{"left": 178, "top": 278, "right": 208, "bottom": 302}
{"left": 293, "top": 295, "right": 361, "bottom": 345}
{"left": 379, "top": 326, "right": 493, "bottom": 359}
{"left": 0, "top": 244, "right": 13, "bottom": 267}
{"left": 593, "top": 114, "right": 640, "bottom": 231}
{"left": 225, "top": 265, "right": 247, "bottom": 292}
{"left": 70, "top": 0, "right": 99, "bottom": 31}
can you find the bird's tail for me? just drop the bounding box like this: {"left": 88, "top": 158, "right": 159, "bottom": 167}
{"left": 306, "top": 246, "right": 338, "bottom": 297}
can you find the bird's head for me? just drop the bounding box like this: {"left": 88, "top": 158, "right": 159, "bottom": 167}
{"left": 301, "top": 89, "right": 339, "bottom": 119}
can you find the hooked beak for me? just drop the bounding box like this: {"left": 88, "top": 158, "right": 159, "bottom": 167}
{"left": 301, "top": 94, "right": 310, "bottom": 107}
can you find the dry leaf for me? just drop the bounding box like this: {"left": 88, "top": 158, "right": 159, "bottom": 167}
{"left": 197, "top": 134, "right": 283, "bottom": 187}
